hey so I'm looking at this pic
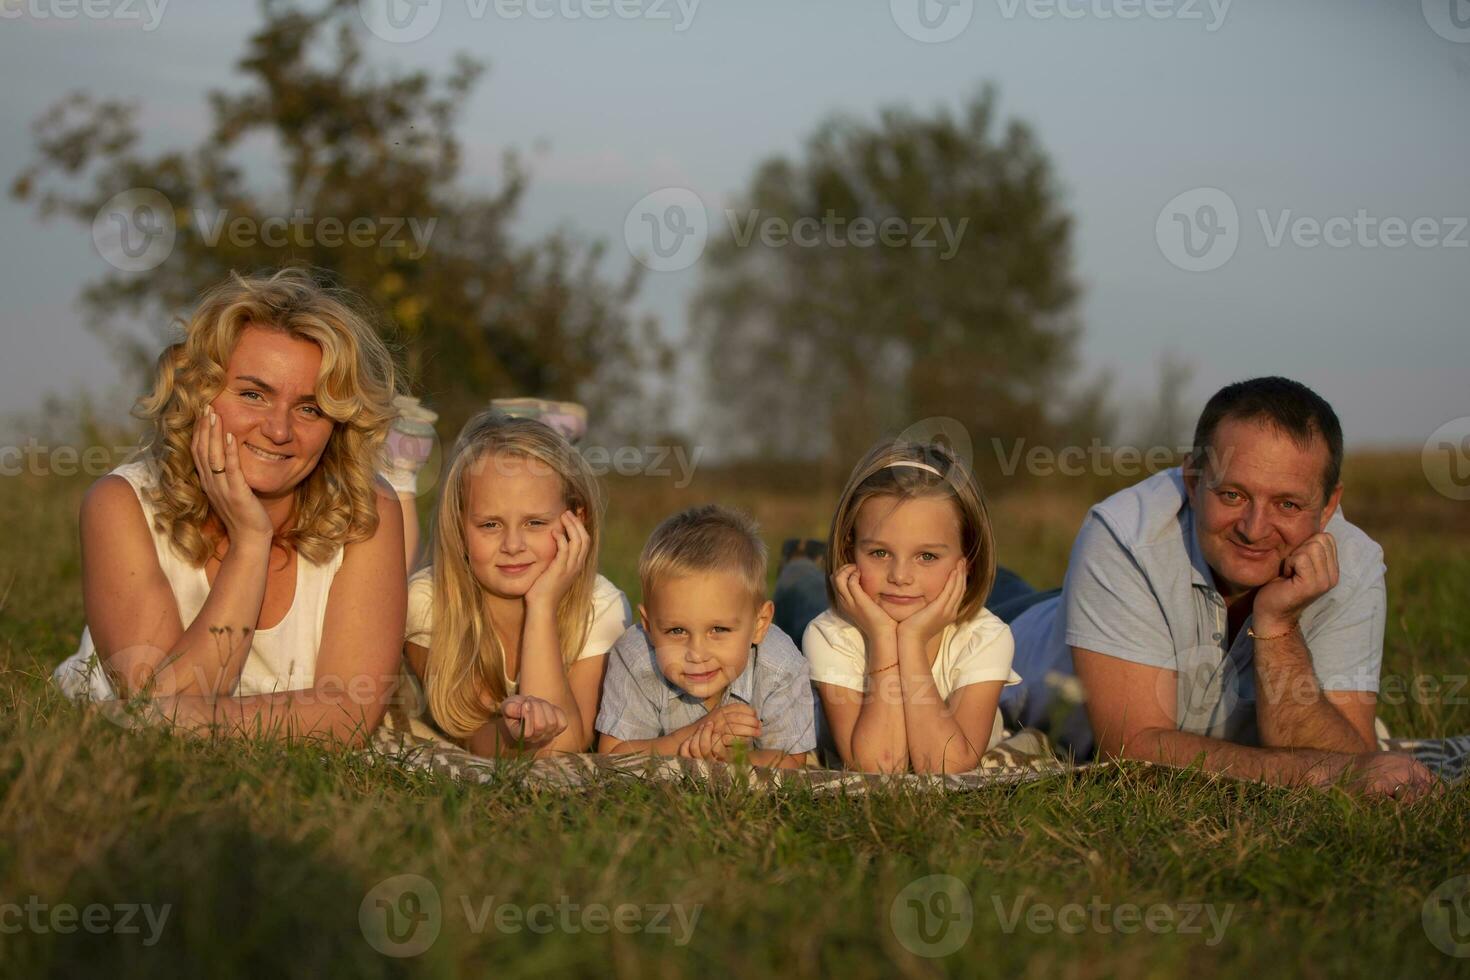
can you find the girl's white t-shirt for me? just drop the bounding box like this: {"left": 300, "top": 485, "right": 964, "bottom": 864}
{"left": 53, "top": 460, "right": 345, "bottom": 701}
{"left": 403, "top": 567, "right": 630, "bottom": 695}
{"left": 802, "top": 606, "right": 1022, "bottom": 749}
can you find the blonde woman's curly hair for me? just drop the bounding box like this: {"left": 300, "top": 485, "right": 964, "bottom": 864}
{"left": 133, "top": 268, "right": 400, "bottom": 566}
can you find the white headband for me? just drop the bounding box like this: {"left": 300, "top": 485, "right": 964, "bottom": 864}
{"left": 884, "top": 460, "right": 944, "bottom": 478}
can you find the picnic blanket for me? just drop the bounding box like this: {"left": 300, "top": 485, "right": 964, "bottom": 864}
{"left": 362, "top": 710, "right": 1470, "bottom": 792}
{"left": 362, "top": 711, "right": 1076, "bottom": 793}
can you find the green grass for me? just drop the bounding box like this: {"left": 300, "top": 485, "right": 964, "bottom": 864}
{"left": 2, "top": 456, "right": 1468, "bottom": 978}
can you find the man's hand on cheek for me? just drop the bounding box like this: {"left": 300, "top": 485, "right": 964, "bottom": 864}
{"left": 1253, "top": 531, "right": 1340, "bottom": 635}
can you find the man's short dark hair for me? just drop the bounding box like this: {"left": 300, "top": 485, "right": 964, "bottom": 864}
{"left": 1189, "top": 377, "right": 1344, "bottom": 501}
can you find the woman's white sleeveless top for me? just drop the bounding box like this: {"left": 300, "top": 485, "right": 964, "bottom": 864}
{"left": 53, "top": 460, "right": 345, "bottom": 701}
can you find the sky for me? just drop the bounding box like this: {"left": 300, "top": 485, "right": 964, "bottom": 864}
{"left": 1, "top": 0, "right": 1467, "bottom": 450}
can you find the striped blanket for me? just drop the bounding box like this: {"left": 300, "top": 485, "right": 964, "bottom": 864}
{"left": 363, "top": 712, "right": 1470, "bottom": 792}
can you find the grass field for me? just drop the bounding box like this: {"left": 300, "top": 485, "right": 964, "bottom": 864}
{"left": 1, "top": 452, "right": 1468, "bottom": 978}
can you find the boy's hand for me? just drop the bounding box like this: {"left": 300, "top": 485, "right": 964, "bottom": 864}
{"left": 895, "top": 560, "right": 966, "bottom": 646}
{"left": 832, "top": 564, "right": 897, "bottom": 646}
{"left": 524, "top": 511, "right": 590, "bottom": 614}
{"left": 498, "top": 694, "right": 567, "bottom": 745}
{"left": 677, "top": 703, "right": 762, "bottom": 761}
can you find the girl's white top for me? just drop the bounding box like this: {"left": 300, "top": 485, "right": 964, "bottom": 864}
{"left": 53, "top": 460, "right": 345, "bottom": 701}
{"left": 803, "top": 606, "right": 1022, "bottom": 750}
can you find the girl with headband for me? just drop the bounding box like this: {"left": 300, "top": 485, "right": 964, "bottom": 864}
{"left": 805, "top": 440, "right": 1021, "bottom": 772}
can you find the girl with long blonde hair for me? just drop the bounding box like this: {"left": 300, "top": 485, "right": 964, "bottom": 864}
{"left": 403, "top": 412, "right": 630, "bottom": 756}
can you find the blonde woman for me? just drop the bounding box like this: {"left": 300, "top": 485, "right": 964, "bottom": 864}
{"left": 403, "top": 412, "right": 630, "bottom": 757}
{"left": 53, "top": 268, "right": 406, "bottom": 745}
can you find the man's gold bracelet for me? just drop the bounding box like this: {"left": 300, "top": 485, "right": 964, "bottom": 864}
{"left": 1247, "top": 622, "right": 1299, "bottom": 642}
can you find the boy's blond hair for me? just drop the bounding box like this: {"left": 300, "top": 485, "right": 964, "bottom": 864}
{"left": 638, "top": 505, "right": 768, "bottom": 605}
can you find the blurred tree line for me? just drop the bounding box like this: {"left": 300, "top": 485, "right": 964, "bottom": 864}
{"left": 11, "top": 0, "right": 671, "bottom": 445}
{"left": 693, "top": 86, "right": 1112, "bottom": 483}
{"left": 14, "top": 0, "right": 1116, "bottom": 475}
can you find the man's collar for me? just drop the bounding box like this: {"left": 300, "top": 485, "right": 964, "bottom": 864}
{"left": 1183, "top": 503, "right": 1218, "bottom": 592}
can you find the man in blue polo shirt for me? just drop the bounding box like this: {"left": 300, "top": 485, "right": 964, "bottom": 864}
{"left": 1003, "top": 377, "right": 1438, "bottom": 800}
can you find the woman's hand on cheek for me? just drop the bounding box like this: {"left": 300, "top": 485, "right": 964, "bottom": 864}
{"left": 523, "top": 510, "right": 590, "bottom": 614}
{"left": 192, "top": 406, "right": 273, "bottom": 547}
{"left": 896, "top": 559, "right": 966, "bottom": 645}
{"left": 832, "top": 563, "right": 896, "bottom": 644}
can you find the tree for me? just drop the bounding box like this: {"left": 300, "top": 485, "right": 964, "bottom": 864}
{"left": 11, "top": 0, "right": 669, "bottom": 443}
{"left": 692, "top": 86, "right": 1103, "bottom": 475}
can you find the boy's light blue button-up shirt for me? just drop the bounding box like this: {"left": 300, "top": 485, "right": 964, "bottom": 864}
{"left": 595, "top": 622, "right": 818, "bottom": 755}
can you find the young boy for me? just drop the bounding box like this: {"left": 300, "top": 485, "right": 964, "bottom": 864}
{"left": 596, "top": 505, "right": 817, "bottom": 768}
